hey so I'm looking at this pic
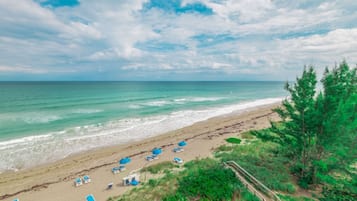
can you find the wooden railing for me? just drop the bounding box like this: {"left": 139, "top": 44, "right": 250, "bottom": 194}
{"left": 224, "top": 161, "right": 281, "bottom": 201}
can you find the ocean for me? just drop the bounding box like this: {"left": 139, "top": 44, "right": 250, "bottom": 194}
{"left": 0, "top": 81, "right": 287, "bottom": 172}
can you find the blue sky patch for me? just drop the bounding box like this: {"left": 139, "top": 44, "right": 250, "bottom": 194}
{"left": 278, "top": 28, "right": 332, "bottom": 40}
{"left": 144, "top": 0, "right": 213, "bottom": 15}
{"left": 192, "top": 34, "right": 238, "bottom": 47}
{"left": 137, "top": 41, "right": 188, "bottom": 52}
{"left": 37, "top": 0, "right": 80, "bottom": 8}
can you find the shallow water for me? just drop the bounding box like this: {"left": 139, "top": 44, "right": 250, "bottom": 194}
{"left": 0, "top": 81, "right": 287, "bottom": 172}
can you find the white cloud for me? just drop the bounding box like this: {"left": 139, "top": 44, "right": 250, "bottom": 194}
{"left": 0, "top": 65, "right": 47, "bottom": 74}
{"left": 0, "top": 65, "right": 76, "bottom": 74}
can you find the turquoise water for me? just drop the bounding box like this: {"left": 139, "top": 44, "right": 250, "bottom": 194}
{"left": 0, "top": 81, "right": 286, "bottom": 172}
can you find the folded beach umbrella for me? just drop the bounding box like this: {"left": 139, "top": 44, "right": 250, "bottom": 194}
{"left": 178, "top": 141, "right": 187, "bottom": 147}
{"left": 119, "top": 157, "right": 131, "bottom": 165}
{"left": 152, "top": 147, "right": 162, "bottom": 155}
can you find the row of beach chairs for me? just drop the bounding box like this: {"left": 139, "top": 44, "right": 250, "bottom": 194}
{"left": 80, "top": 142, "right": 187, "bottom": 200}
{"left": 74, "top": 175, "right": 91, "bottom": 187}
{"left": 173, "top": 147, "right": 184, "bottom": 153}
{"left": 112, "top": 165, "right": 126, "bottom": 174}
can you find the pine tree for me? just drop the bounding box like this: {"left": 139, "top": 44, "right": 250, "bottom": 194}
{"left": 254, "top": 66, "right": 318, "bottom": 185}
{"left": 254, "top": 61, "right": 356, "bottom": 189}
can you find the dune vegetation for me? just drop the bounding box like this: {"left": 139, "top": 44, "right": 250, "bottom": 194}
{"left": 110, "top": 61, "right": 356, "bottom": 201}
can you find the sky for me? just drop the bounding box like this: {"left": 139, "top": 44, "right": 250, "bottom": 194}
{"left": 0, "top": 0, "right": 356, "bottom": 81}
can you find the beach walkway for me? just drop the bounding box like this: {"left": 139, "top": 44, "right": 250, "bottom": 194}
{"left": 224, "top": 161, "right": 281, "bottom": 201}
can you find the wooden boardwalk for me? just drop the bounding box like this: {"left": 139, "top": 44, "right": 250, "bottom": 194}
{"left": 224, "top": 161, "right": 281, "bottom": 201}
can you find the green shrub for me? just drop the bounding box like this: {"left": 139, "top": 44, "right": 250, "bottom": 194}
{"left": 148, "top": 179, "right": 158, "bottom": 187}
{"left": 278, "top": 194, "right": 316, "bottom": 201}
{"left": 226, "top": 137, "right": 242, "bottom": 144}
{"left": 241, "top": 191, "right": 260, "bottom": 201}
{"left": 177, "top": 165, "right": 241, "bottom": 200}
{"left": 163, "top": 193, "right": 188, "bottom": 201}
{"left": 285, "top": 183, "right": 296, "bottom": 193}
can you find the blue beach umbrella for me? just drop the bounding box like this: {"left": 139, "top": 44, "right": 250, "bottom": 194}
{"left": 131, "top": 179, "right": 139, "bottom": 186}
{"left": 119, "top": 157, "right": 131, "bottom": 165}
{"left": 178, "top": 141, "right": 187, "bottom": 147}
{"left": 152, "top": 148, "right": 162, "bottom": 155}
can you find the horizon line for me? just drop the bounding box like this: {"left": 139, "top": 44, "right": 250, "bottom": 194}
{"left": 0, "top": 80, "right": 290, "bottom": 82}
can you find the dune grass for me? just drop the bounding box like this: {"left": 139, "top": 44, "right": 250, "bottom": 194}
{"left": 140, "top": 161, "right": 177, "bottom": 174}
{"left": 278, "top": 194, "right": 316, "bottom": 201}
{"left": 216, "top": 135, "right": 297, "bottom": 194}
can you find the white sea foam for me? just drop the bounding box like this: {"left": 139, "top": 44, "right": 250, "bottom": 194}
{"left": 128, "top": 104, "right": 142, "bottom": 109}
{"left": 72, "top": 109, "right": 103, "bottom": 114}
{"left": 190, "top": 97, "right": 224, "bottom": 102}
{"left": 142, "top": 100, "right": 170, "bottom": 107}
{"left": 143, "top": 97, "right": 224, "bottom": 107}
{"left": 0, "top": 97, "right": 284, "bottom": 173}
{"left": 21, "top": 114, "right": 62, "bottom": 124}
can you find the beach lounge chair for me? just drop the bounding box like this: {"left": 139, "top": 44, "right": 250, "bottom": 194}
{"left": 146, "top": 155, "right": 154, "bottom": 161}
{"left": 173, "top": 147, "right": 184, "bottom": 153}
{"left": 74, "top": 177, "right": 83, "bottom": 187}
{"left": 173, "top": 157, "right": 183, "bottom": 164}
{"left": 112, "top": 167, "right": 120, "bottom": 174}
{"left": 107, "top": 182, "right": 113, "bottom": 190}
{"left": 119, "top": 165, "right": 126, "bottom": 171}
{"left": 86, "top": 194, "right": 96, "bottom": 201}
{"left": 112, "top": 165, "right": 126, "bottom": 174}
{"left": 83, "top": 175, "right": 91, "bottom": 184}
{"left": 107, "top": 182, "right": 114, "bottom": 190}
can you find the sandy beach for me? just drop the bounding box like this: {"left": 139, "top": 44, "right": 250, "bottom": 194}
{"left": 0, "top": 103, "right": 280, "bottom": 201}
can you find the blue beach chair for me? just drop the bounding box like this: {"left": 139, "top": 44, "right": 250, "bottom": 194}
{"left": 173, "top": 157, "right": 183, "bottom": 164}
{"left": 112, "top": 165, "right": 126, "bottom": 174}
{"left": 83, "top": 175, "right": 91, "bottom": 183}
{"left": 145, "top": 155, "right": 153, "bottom": 161}
{"left": 74, "top": 177, "right": 82, "bottom": 187}
{"left": 173, "top": 147, "right": 184, "bottom": 153}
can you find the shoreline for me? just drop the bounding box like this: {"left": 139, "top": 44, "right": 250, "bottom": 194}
{"left": 0, "top": 103, "right": 280, "bottom": 201}
{"left": 0, "top": 97, "right": 284, "bottom": 173}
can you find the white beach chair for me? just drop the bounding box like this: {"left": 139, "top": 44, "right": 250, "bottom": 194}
{"left": 173, "top": 147, "right": 184, "bottom": 153}
{"left": 107, "top": 182, "right": 113, "bottom": 190}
